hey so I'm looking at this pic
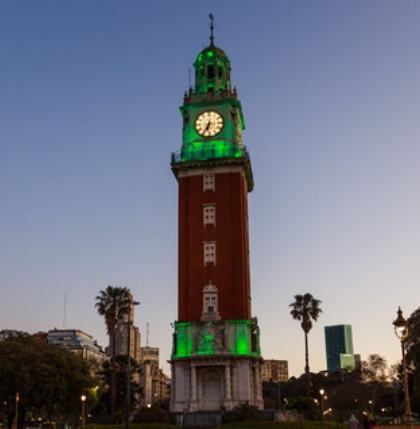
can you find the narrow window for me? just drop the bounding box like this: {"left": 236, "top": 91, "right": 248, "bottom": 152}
{"left": 201, "top": 283, "right": 220, "bottom": 321}
{"left": 218, "top": 66, "right": 223, "bottom": 79}
{"left": 207, "top": 65, "right": 215, "bottom": 79}
{"left": 203, "top": 241, "right": 216, "bottom": 265}
{"left": 203, "top": 204, "right": 216, "bottom": 226}
{"left": 203, "top": 173, "right": 215, "bottom": 191}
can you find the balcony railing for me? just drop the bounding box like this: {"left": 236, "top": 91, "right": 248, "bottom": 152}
{"left": 171, "top": 143, "right": 250, "bottom": 164}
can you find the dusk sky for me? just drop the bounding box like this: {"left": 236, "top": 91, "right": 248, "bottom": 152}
{"left": 1, "top": 1, "right": 420, "bottom": 377}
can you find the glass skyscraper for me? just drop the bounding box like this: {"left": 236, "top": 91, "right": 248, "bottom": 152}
{"left": 324, "top": 325, "right": 355, "bottom": 372}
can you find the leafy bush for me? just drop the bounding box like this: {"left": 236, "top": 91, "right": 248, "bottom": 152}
{"left": 222, "top": 403, "right": 263, "bottom": 423}
{"left": 286, "top": 396, "right": 322, "bottom": 420}
{"left": 132, "top": 406, "right": 172, "bottom": 424}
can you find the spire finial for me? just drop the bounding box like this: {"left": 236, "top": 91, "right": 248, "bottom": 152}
{"left": 209, "top": 13, "right": 215, "bottom": 46}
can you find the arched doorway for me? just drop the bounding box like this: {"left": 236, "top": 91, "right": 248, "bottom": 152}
{"left": 199, "top": 368, "right": 222, "bottom": 410}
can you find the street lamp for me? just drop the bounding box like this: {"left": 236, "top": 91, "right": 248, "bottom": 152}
{"left": 13, "top": 392, "right": 20, "bottom": 429}
{"left": 80, "top": 395, "right": 86, "bottom": 428}
{"left": 319, "top": 389, "right": 325, "bottom": 414}
{"left": 368, "top": 399, "right": 373, "bottom": 415}
{"left": 125, "top": 299, "right": 140, "bottom": 429}
{"left": 393, "top": 307, "right": 413, "bottom": 425}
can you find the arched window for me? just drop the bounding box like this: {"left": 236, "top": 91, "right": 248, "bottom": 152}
{"left": 207, "top": 65, "right": 215, "bottom": 79}
{"left": 218, "top": 66, "right": 223, "bottom": 79}
{"left": 201, "top": 283, "right": 220, "bottom": 321}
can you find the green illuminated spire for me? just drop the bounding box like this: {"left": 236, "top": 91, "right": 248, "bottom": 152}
{"left": 194, "top": 15, "right": 231, "bottom": 95}
{"left": 194, "top": 46, "right": 231, "bottom": 94}
{"left": 171, "top": 16, "right": 254, "bottom": 191}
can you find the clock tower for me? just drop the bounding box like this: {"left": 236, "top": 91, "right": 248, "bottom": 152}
{"left": 170, "top": 18, "right": 263, "bottom": 418}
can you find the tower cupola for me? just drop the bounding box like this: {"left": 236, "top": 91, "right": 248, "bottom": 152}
{"left": 193, "top": 14, "right": 231, "bottom": 95}
{"left": 194, "top": 46, "right": 231, "bottom": 95}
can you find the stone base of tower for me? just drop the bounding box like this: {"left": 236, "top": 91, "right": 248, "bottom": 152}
{"left": 170, "top": 357, "right": 263, "bottom": 413}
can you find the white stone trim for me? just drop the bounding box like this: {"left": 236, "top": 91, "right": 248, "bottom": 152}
{"left": 201, "top": 283, "right": 221, "bottom": 321}
{"left": 178, "top": 165, "right": 245, "bottom": 178}
{"left": 203, "top": 173, "right": 215, "bottom": 191}
{"left": 203, "top": 241, "right": 216, "bottom": 265}
{"left": 170, "top": 358, "right": 263, "bottom": 412}
{"left": 202, "top": 204, "right": 216, "bottom": 226}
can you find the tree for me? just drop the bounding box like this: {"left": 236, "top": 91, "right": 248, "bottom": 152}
{"left": 406, "top": 307, "right": 420, "bottom": 414}
{"left": 281, "top": 368, "right": 397, "bottom": 421}
{"left": 362, "top": 354, "right": 388, "bottom": 384}
{"left": 361, "top": 354, "right": 393, "bottom": 415}
{"left": 93, "top": 356, "right": 141, "bottom": 422}
{"left": 289, "top": 293, "right": 322, "bottom": 395}
{"left": 95, "top": 285, "right": 130, "bottom": 417}
{"left": 0, "top": 336, "right": 95, "bottom": 426}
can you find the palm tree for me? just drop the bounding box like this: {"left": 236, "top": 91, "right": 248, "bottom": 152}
{"left": 289, "top": 293, "right": 322, "bottom": 396}
{"left": 95, "top": 285, "right": 130, "bottom": 416}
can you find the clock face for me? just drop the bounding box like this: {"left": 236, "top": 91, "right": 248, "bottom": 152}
{"left": 195, "top": 111, "right": 224, "bottom": 137}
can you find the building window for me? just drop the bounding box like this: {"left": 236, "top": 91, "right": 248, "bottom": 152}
{"left": 207, "top": 65, "right": 215, "bottom": 79}
{"left": 218, "top": 66, "right": 223, "bottom": 79}
{"left": 205, "top": 295, "right": 217, "bottom": 313}
{"left": 203, "top": 204, "right": 216, "bottom": 226}
{"left": 201, "top": 283, "right": 220, "bottom": 321}
{"left": 203, "top": 241, "right": 216, "bottom": 265}
{"left": 203, "top": 173, "right": 215, "bottom": 191}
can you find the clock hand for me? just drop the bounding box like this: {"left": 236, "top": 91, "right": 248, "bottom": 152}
{"left": 205, "top": 121, "right": 211, "bottom": 131}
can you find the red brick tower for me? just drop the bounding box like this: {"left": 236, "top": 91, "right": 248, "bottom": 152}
{"left": 177, "top": 158, "right": 252, "bottom": 322}
{"left": 170, "top": 18, "right": 263, "bottom": 418}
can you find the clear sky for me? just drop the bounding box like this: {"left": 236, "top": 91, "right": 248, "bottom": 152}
{"left": 1, "top": 0, "right": 420, "bottom": 377}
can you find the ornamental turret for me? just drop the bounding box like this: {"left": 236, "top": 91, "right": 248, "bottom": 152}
{"left": 172, "top": 19, "right": 253, "bottom": 189}
{"left": 193, "top": 45, "right": 232, "bottom": 95}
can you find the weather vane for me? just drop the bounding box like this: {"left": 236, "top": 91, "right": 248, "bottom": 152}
{"left": 209, "top": 13, "right": 215, "bottom": 46}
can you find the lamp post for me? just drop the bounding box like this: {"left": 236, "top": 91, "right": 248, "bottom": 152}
{"left": 80, "top": 395, "right": 86, "bottom": 428}
{"left": 13, "top": 392, "right": 19, "bottom": 429}
{"left": 393, "top": 307, "right": 413, "bottom": 425}
{"left": 125, "top": 299, "right": 140, "bottom": 429}
{"left": 368, "top": 399, "right": 373, "bottom": 415}
{"left": 319, "top": 389, "right": 325, "bottom": 414}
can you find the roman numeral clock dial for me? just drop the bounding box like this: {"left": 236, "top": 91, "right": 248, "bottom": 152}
{"left": 195, "top": 110, "right": 224, "bottom": 137}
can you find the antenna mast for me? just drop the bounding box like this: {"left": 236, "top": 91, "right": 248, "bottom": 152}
{"left": 63, "top": 290, "right": 67, "bottom": 327}
{"left": 209, "top": 13, "right": 215, "bottom": 46}
{"left": 146, "top": 322, "right": 149, "bottom": 347}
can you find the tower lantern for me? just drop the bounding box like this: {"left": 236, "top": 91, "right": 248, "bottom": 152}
{"left": 170, "top": 19, "right": 263, "bottom": 419}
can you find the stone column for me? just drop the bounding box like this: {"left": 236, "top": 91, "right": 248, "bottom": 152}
{"left": 191, "top": 365, "right": 197, "bottom": 401}
{"left": 238, "top": 361, "right": 251, "bottom": 402}
{"left": 224, "top": 364, "right": 231, "bottom": 401}
{"left": 255, "top": 363, "right": 263, "bottom": 404}
{"left": 170, "top": 363, "right": 176, "bottom": 405}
